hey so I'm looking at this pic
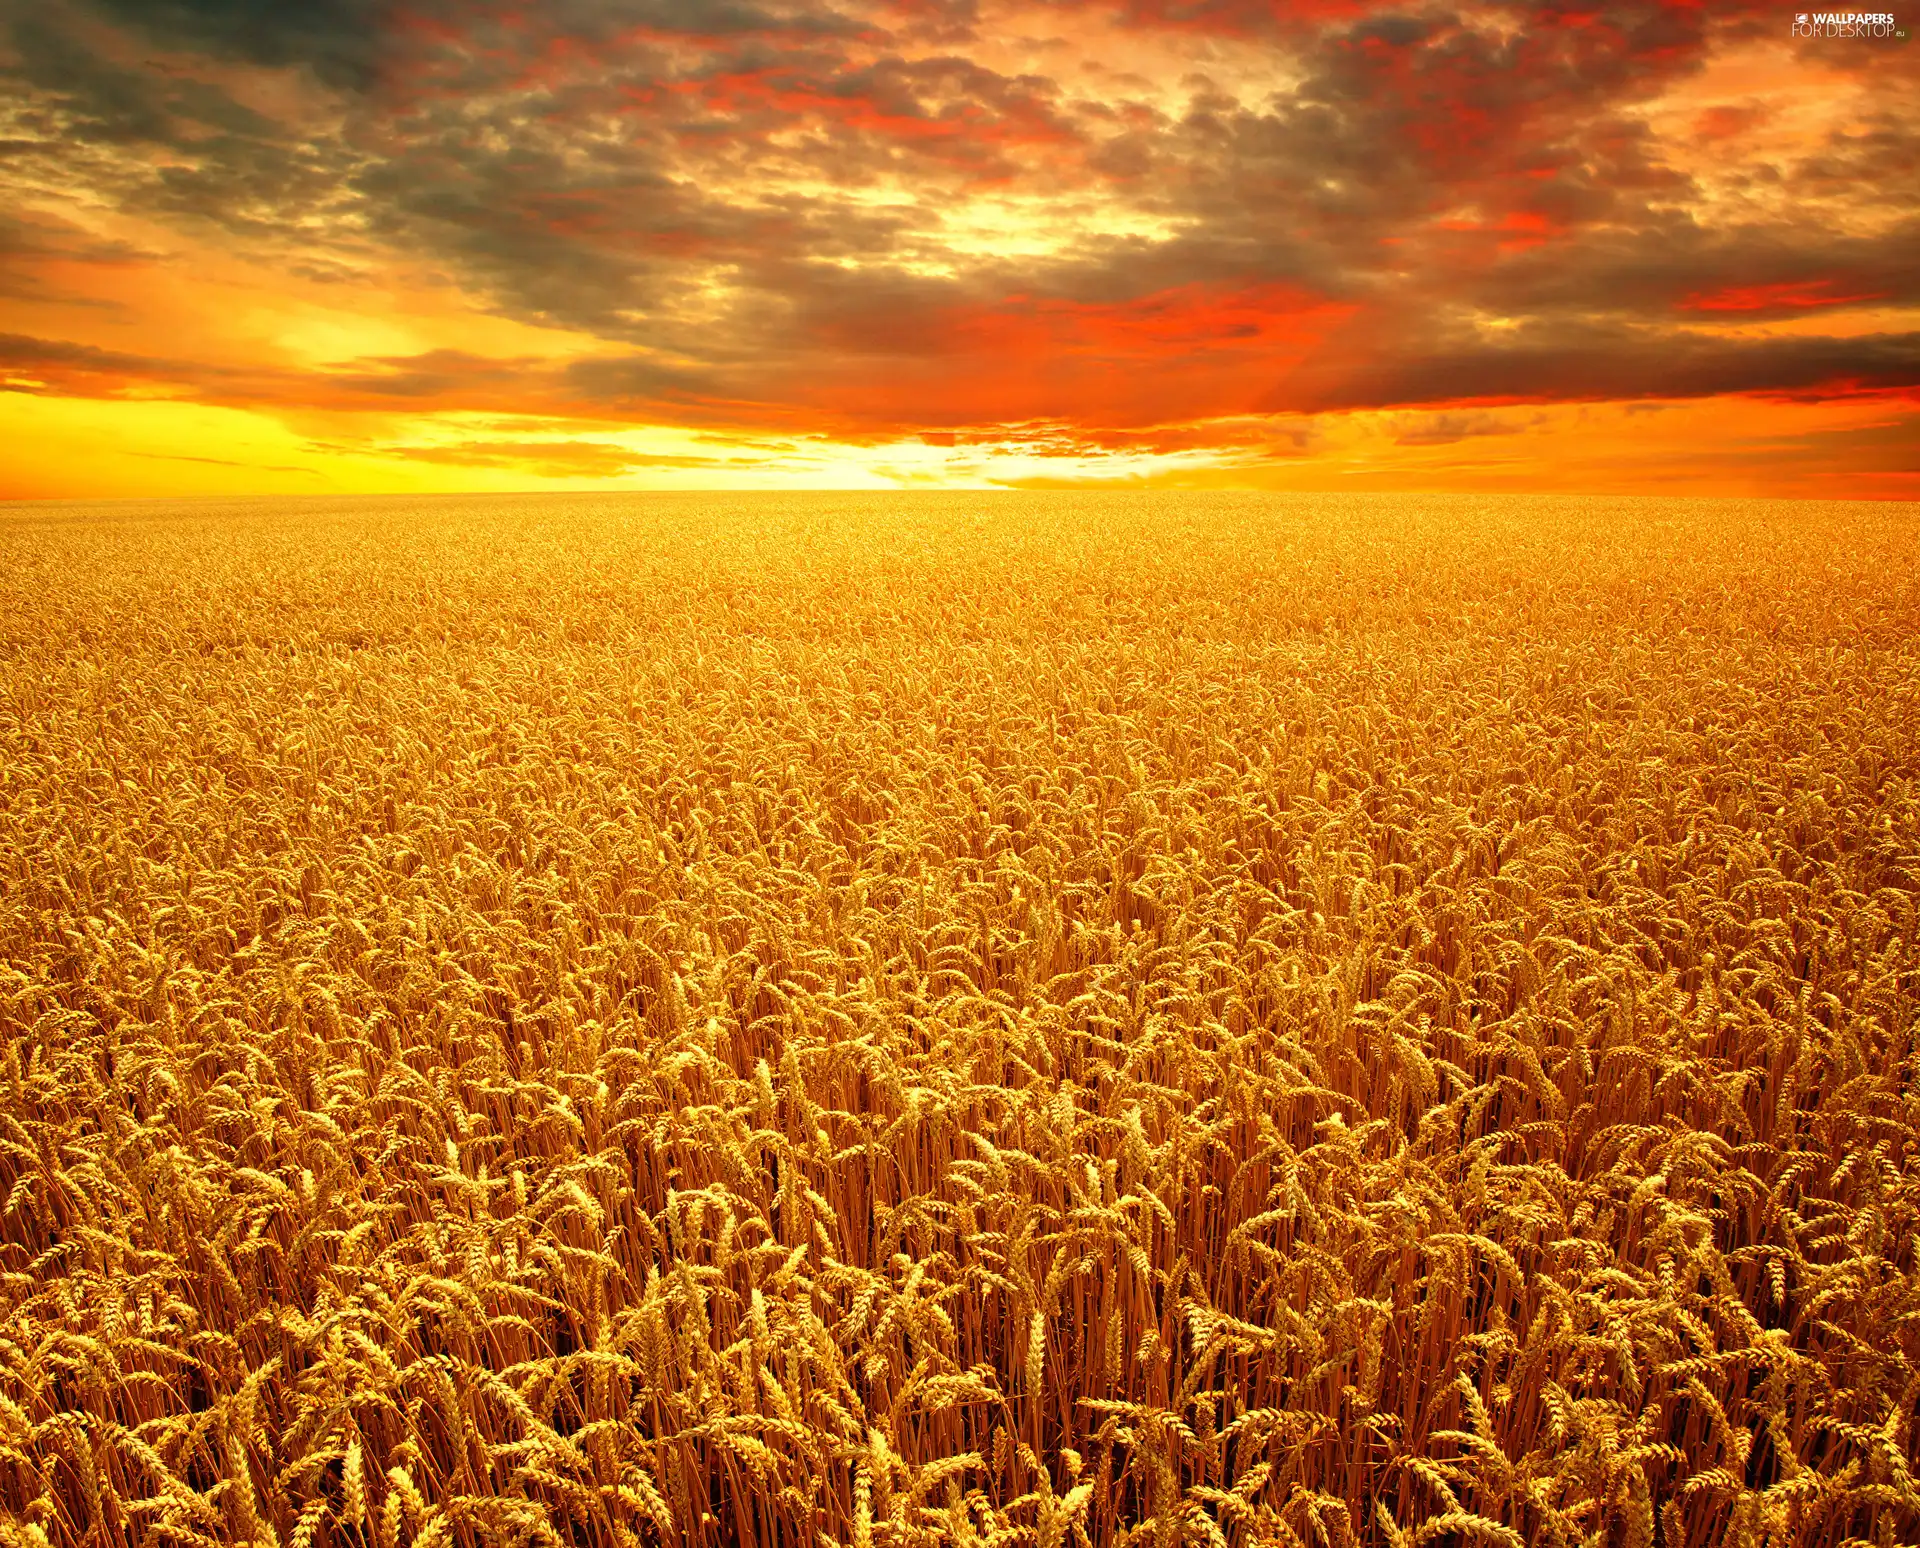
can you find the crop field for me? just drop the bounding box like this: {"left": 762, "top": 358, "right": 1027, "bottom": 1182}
{"left": 0, "top": 491, "right": 1917, "bottom": 1548}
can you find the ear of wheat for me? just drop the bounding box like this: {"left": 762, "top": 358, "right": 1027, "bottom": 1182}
{"left": 1, "top": 492, "right": 1916, "bottom": 1547}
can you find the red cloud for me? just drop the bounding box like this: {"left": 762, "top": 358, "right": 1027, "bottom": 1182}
{"left": 1692, "top": 102, "right": 1769, "bottom": 140}
{"left": 796, "top": 283, "right": 1361, "bottom": 428}
{"left": 1681, "top": 280, "right": 1890, "bottom": 314}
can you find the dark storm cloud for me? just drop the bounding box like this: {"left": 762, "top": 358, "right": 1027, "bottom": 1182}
{"left": 81, "top": 0, "right": 392, "bottom": 88}
{"left": 1281, "top": 328, "right": 1920, "bottom": 414}
{"left": 2, "top": 9, "right": 261, "bottom": 145}
{"left": 32, "top": 0, "right": 870, "bottom": 102}
{"left": 0, "top": 6, "right": 372, "bottom": 254}
{"left": 1118, "top": 7, "right": 1716, "bottom": 268}
{"left": 329, "top": 33, "right": 1090, "bottom": 342}
{"left": 1470, "top": 216, "right": 1920, "bottom": 320}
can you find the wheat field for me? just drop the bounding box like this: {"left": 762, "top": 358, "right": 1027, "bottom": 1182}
{"left": 0, "top": 492, "right": 1916, "bottom": 1548}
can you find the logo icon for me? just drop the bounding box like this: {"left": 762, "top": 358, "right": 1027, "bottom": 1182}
{"left": 1792, "top": 9, "right": 1902, "bottom": 36}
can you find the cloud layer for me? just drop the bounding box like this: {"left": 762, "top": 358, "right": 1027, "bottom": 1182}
{"left": 2, "top": 0, "right": 1915, "bottom": 492}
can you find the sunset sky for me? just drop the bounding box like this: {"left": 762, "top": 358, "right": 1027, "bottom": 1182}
{"left": 1, "top": 0, "right": 1915, "bottom": 498}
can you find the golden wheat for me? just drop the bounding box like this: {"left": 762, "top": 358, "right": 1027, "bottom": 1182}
{"left": 0, "top": 491, "right": 1916, "bottom": 1548}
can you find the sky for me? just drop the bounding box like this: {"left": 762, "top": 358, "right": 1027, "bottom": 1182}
{"left": 1, "top": 0, "right": 1915, "bottom": 498}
